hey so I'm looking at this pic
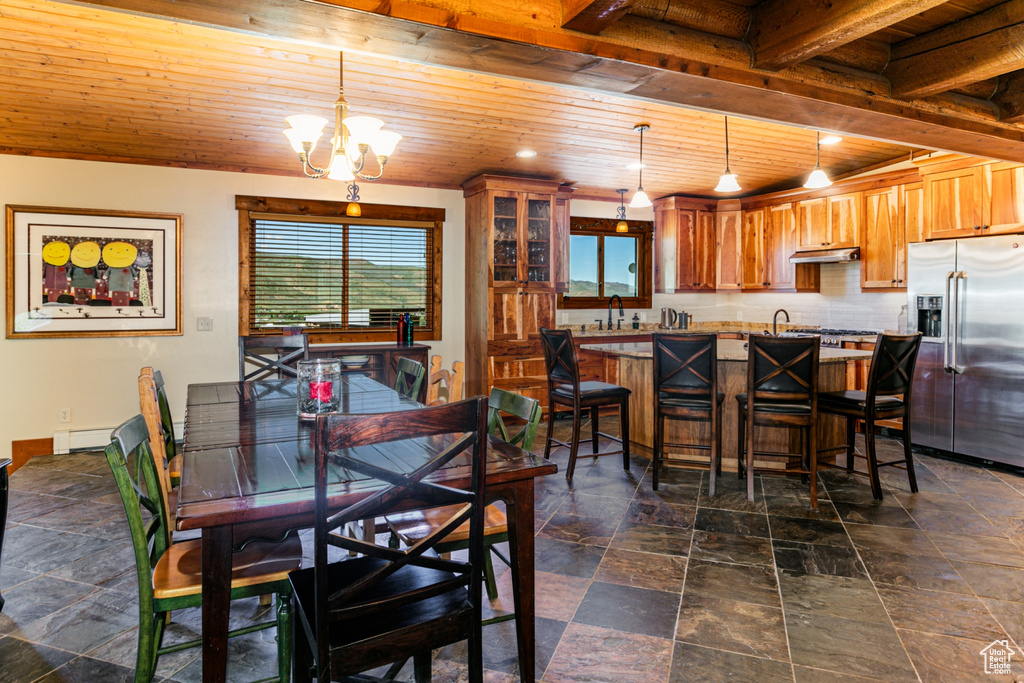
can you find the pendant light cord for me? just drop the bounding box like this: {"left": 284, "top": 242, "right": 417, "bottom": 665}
{"left": 724, "top": 116, "right": 730, "bottom": 171}
{"left": 638, "top": 126, "right": 644, "bottom": 187}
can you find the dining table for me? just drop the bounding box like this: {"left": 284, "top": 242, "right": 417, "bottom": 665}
{"left": 177, "top": 374, "right": 557, "bottom": 683}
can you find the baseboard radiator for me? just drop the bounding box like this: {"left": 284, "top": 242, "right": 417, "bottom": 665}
{"left": 52, "top": 422, "right": 185, "bottom": 454}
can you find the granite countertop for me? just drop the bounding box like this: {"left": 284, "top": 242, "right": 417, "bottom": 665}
{"left": 580, "top": 339, "right": 874, "bottom": 362}
{"left": 561, "top": 321, "right": 813, "bottom": 337}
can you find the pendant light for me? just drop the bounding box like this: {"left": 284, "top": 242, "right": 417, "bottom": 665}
{"left": 615, "top": 189, "right": 629, "bottom": 232}
{"left": 629, "top": 124, "right": 652, "bottom": 208}
{"left": 714, "top": 116, "right": 742, "bottom": 193}
{"left": 803, "top": 131, "right": 832, "bottom": 189}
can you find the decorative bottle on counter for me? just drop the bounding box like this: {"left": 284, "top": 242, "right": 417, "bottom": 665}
{"left": 632, "top": 313, "right": 640, "bottom": 330}
{"left": 396, "top": 315, "right": 407, "bottom": 345}
{"left": 404, "top": 313, "right": 414, "bottom": 345}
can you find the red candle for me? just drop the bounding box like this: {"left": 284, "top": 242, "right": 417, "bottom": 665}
{"left": 309, "top": 380, "right": 333, "bottom": 402}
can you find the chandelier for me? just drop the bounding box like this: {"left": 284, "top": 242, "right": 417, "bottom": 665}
{"left": 283, "top": 52, "right": 401, "bottom": 181}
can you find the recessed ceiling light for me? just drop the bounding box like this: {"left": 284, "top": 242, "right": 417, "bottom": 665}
{"left": 516, "top": 150, "right": 537, "bottom": 158}
{"left": 819, "top": 134, "right": 843, "bottom": 145}
{"left": 626, "top": 162, "right": 647, "bottom": 171}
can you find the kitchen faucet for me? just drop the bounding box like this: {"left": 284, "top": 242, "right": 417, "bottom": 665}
{"left": 773, "top": 308, "right": 790, "bottom": 336}
{"left": 607, "top": 295, "right": 624, "bottom": 330}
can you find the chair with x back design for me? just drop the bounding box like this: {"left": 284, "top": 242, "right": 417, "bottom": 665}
{"left": 818, "top": 332, "right": 922, "bottom": 500}
{"left": 652, "top": 333, "right": 724, "bottom": 494}
{"left": 737, "top": 334, "right": 821, "bottom": 506}
{"left": 540, "top": 327, "right": 631, "bottom": 480}
{"left": 239, "top": 334, "right": 309, "bottom": 381}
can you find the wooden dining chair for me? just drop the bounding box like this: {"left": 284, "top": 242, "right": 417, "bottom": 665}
{"left": 139, "top": 368, "right": 180, "bottom": 489}
{"left": 392, "top": 356, "right": 426, "bottom": 401}
{"left": 737, "top": 334, "right": 821, "bottom": 507}
{"left": 540, "top": 327, "right": 631, "bottom": 480}
{"left": 426, "top": 355, "right": 465, "bottom": 406}
{"left": 0, "top": 457, "right": 10, "bottom": 612}
{"left": 104, "top": 414, "right": 300, "bottom": 683}
{"left": 387, "top": 387, "right": 543, "bottom": 609}
{"left": 652, "top": 333, "right": 724, "bottom": 494}
{"left": 239, "top": 334, "right": 309, "bottom": 381}
{"left": 818, "top": 332, "right": 923, "bottom": 500}
{"left": 289, "top": 398, "right": 488, "bottom": 683}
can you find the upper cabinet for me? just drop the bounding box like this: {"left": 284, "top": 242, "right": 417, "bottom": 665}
{"left": 488, "top": 191, "right": 556, "bottom": 291}
{"left": 742, "top": 203, "right": 819, "bottom": 292}
{"left": 740, "top": 208, "right": 767, "bottom": 290}
{"left": 921, "top": 160, "right": 1024, "bottom": 239}
{"left": 767, "top": 203, "right": 799, "bottom": 290}
{"left": 861, "top": 186, "right": 903, "bottom": 289}
{"left": 795, "top": 192, "right": 862, "bottom": 251}
{"left": 653, "top": 196, "right": 716, "bottom": 292}
{"left": 715, "top": 208, "right": 743, "bottom": 291}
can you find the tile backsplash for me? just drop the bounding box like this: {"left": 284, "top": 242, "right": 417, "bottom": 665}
{"left": 560, "top": 263, "right": 906, "bottom": 332}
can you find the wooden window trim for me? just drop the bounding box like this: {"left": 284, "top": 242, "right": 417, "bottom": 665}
{"left": 558, "top": 217, "right": 653, "bottom": 310}
{"left": 236, "top": 195, "right": 444, "bottom": 343}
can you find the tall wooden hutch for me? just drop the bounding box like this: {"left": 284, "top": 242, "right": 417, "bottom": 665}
{"left": 463, "top": 175, "right": 571, "bottom": 407}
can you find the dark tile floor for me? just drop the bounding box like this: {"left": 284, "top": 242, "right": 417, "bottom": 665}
{"left": 2, "top": 422, "right": 1024, "bottom": 682}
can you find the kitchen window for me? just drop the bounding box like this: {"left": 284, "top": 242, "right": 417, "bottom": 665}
{"left": 237, "top": 195, "right": 444, "bottom": 342}
{"left": 559, "top": 217, "right": 652, "bottom": 309}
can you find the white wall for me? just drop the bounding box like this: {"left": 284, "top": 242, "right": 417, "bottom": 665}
{"left": 0, "top": 155, "right": 466, "bottom": 462}
{"left": 562, "top": 200, "right": 907, "bottom": 331}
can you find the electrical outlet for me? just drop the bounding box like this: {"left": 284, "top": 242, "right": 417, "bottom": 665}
{"left": 640, "top": 312, "right": 647, "bottom": 322}
{"left": 58, "top": 408, "right": 71, "bottom": 423}
{"left": 736, "top": 311, "right": 743, "bottom": 321}
{"left": 197, "top": 316, "right": 214, "bottom": 332}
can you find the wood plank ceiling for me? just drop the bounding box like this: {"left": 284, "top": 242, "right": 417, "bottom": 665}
{"left": 2, "top": 0, "right": 998, "bottom": 200}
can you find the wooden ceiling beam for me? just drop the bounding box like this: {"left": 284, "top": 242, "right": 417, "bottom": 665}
{"left": 628, "top": 0, "right": 748, "bottom": 39}
{"left": 994, "top": 70, "right": 1024, "bottom": 123}
{"left": 49, "top": 0, "right": 1024, "bottom": 164}
{"left": 891, "top": 0, "right": 1024, "bottom": 61}
{"left": 814, "top": 39, "right": 890, "bottom": 75}
{"left": 747, "top": 0, "right": 946, "bottom": 72}
{"left": 561, "top": 0, "right": 635, "bottom": 34}
{"left": 886, "top": 22, "right": 1024, "bottom": 99}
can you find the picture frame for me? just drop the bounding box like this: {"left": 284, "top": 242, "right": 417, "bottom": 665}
{"left": 6, "top": 205, "right": 183, "bottom": 339}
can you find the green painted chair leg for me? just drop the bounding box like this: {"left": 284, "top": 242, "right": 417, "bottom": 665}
{"left": 276, "top": 586, "right": 293, "bottom": 683}
{"left": 482, "top": 548, "right": 499, "bottom": 601}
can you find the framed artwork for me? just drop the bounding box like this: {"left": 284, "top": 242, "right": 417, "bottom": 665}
{"left": 6, "top": 205, "right": 183, "bottom": 339}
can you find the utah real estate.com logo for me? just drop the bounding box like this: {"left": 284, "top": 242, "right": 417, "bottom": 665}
{"left": 980, "top": 640, "right": 1015, "bottom": 676}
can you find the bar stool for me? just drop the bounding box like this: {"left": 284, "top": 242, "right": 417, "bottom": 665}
{"left": 652, "top": 333, "right": 723, "bottom": 494}
{"left": 737, "top": 334, "right": 821, "bottom": 506}
{"left": 540, "top": 328, "right": 631, "bottom": 480}
{"left": 818, "top": 332, "right": 923, "bottom": 500}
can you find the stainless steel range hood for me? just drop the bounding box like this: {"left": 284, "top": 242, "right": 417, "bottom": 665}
{"left": 789, "top": 247, "right": 860, "bottom": 264}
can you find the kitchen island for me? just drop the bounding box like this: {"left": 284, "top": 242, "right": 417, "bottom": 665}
{"left": 581, "top": 339, "right": 874, "bottom": 472}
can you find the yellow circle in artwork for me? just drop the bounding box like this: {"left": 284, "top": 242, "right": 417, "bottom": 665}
{"left": 42, "top": 241, "right": 70, "bottom": 266}
{"left": 102, "top": 241, "right": 138, "bottom": 268}
{"left": 71, "top": 241, "right": 101, "bottom": 268}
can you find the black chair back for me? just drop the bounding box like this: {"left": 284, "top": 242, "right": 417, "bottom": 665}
{"left": 238, "top": 334, "right": 309, "bottom": 381}
{"left": 653, "top": 333, "right": 717, "bottom": 402}
{"left": 307, "top": 398, "right": 488, "bottom": 681}
{"left": 867, "top": 333, "right": 923, "bottom": 399}
{"left": 540, "top": 328, "right": 580, "bottom": 389}
{"left": 748, "top": 334, "right": 820, "bottom": 404}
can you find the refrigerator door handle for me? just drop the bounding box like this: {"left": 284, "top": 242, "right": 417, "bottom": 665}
{"left": 944, "top": 270, "right": 956, "bottom": 372}
{"left": 952, "top": 271, "right": 966, "bottom": 374}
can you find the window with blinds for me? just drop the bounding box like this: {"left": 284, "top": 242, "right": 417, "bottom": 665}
{"left": 237, "top": 196, "right": 444, "bottom": 342}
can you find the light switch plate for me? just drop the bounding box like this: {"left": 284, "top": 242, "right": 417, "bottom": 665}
{"left": 736, "top": 311, "right": 743, "bottom": 321}
{"left": 197, "top": 316, "right": 214, "bottom": 332}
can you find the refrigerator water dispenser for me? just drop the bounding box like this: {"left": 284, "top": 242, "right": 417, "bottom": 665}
{"left": 916, "top": 295, "right": 943, "bottom": 338}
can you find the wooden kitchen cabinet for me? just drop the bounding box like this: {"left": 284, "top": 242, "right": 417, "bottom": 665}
{"left": 923, "top": 165, "right": 986, "bottom": 239}
{"left": 653, "top": 196, "right": 716, "bottom": 292}
{"left": 986, "top": 162, "right": 1024, "bottom": 235}
{"left": 463, "top": 175, "right": 565, "bottom": 399}
{"left": 740, "top": 208, "right": 767, "bottom": 290}
{"left": 862, "top": 186, "right": 903, "bottom": 289}
{"left": 862, "top": 182, "right": 922, "bottom": 290}
{"left": 795, "top": 192, "right": 861, "bottom": 251}
{"left": 742, "top": 204, "right": 819, "bottom": 291}
{"left": 715, "top": 207, "right": 743, "bottom": 290}
{"left": 553, "top": 185, "right": 573, "bottom": 293}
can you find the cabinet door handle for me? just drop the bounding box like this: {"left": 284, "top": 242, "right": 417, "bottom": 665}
{"left": 891, "top": 279, "right": 897, "bottom": 283}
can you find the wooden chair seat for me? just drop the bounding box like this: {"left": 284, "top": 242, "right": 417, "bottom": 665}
{"left": 290, "top": 556, "right": 474, "bottom": 656}
{"left": 153, "top": 534, "right": 302, "bottom": 600}
{"left": 168, "top": 453, "right": 181, "bottom": 481}
{"left": 659, "top": 393, "right": 725, "bottom": 411}
{"left": 818, "top": 390, "right": 904, "bottom": 414}
{"left": 551, "top": 381, "right": 630, "bottom": 403}
{"left": 389, "top": 504, "right": 508, "bottom": 546}
{"left": 736, "top": 394, "right": 815, "bottom": 415}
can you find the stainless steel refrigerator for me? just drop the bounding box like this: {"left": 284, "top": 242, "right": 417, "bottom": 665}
{"left": 907, "top": 234, "right": 1024, "bottom": 468}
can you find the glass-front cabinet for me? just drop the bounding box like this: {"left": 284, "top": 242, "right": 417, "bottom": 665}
{"left": 490, "top": 192, "right": 554, "bottom": 289}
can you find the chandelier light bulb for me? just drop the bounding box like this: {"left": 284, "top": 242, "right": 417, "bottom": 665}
{"left": 629, "top": 187, "right": 652, "bottom": 208}
{"left": 804, "top": 131, "right": 832, "bottom": 189}
{"left": 715, "top": 172, "right": 741, "bottom": 193}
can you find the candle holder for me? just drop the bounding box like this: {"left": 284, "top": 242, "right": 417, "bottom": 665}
{"left": 297, "top": 359, "right": 341, "bottom": 419}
